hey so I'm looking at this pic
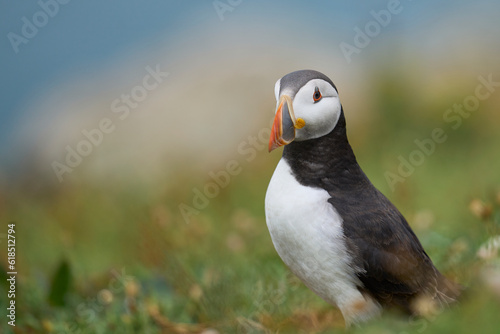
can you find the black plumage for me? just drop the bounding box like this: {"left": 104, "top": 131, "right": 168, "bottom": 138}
{"left": 279, "top": 70, "right": 337, "bottom": 98}
{"left": 282, "top": 109, "right": 460, "bottom": 312}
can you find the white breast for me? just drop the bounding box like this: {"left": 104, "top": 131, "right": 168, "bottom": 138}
{"left": 265, "top": 158, "right": 381, "bottom": 325}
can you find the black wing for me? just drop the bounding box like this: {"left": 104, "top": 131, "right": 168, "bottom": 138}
{"left": 327, "top": 182, "right": 455, "bottom": 311}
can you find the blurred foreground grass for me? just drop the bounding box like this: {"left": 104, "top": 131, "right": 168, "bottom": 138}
{"left": 1, "top": 75, "right": 500, "bottom": 333}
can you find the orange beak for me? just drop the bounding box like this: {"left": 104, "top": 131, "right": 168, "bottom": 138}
{"left": 269, "top": 95, "right": 305, "bottom": 152}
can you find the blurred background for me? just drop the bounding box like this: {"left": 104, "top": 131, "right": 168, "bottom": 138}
{"left": 1, "top": 0, "right": 500, "bottom": 333}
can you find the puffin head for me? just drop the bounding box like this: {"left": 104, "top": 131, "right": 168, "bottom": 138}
{"left": 269, "top": 70, "right": 342, "bottom": 152}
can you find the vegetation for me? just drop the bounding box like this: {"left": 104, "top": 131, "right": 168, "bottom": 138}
{"left": 1, "top": 73, "right": 500, "bottom": 333}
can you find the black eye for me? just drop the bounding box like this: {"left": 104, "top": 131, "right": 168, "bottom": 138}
{"left": 313, "top": 87, "right": 322, "bottom": 102}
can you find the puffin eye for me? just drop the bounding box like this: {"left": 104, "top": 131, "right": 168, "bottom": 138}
{"left": 313, "top": 87, "right": 322, "bottom": 102}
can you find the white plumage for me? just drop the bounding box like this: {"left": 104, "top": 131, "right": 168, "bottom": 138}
{"left": 265, "top": 158, "right": 382, "bottom": 324}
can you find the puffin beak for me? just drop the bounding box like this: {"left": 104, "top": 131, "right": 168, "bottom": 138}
{"left": 269, "top": 95, "right": 305, "bottom": 152}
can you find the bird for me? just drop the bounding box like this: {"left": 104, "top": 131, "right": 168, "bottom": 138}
{"left": 264, "top": 69, "right": 460, "bottom": 326}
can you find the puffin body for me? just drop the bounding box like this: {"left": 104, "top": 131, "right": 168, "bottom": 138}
{"left": 265, "top": 70, "right": 459, "bottom": 326}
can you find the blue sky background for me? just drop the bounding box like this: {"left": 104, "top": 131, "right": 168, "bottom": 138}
{"left": 1, "top": 0, "right": 499, "bottom": 175}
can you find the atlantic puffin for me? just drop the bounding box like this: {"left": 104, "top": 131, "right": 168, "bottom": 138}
{"left": 265, "top": 70, "right": 460, "bottom": 326}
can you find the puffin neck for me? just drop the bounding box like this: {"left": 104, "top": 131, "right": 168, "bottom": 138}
{"left": 282, "top": 110, "right": 366, "bottom": 188}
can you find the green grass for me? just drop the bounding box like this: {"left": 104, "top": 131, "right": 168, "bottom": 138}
{"left": 2, "top": 75, "right": 500, "bottom": 333}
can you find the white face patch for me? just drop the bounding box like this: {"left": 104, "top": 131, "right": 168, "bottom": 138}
{"left": 291, "top": 79, "right": 342, "bottom": 141}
